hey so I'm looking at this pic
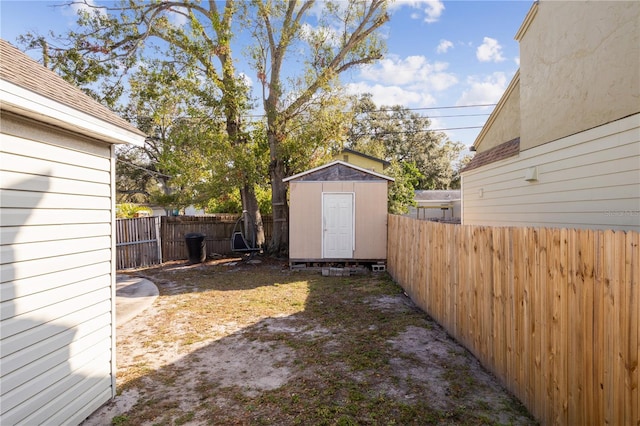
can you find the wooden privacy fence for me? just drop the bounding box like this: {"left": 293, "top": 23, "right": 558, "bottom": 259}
{"left": 387, "top": 215, "right": 638, "bottom": 426}
{"left": 161, "top": 215, "right": 273, "bottom": 261}
{"left": 115, "top": 217, "right": 162, "bottom": 269}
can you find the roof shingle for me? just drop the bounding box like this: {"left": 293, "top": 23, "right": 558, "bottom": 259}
{"left": 0, "top": 39, "right": 145, "bottom": 137}
{"left": 461, "top": 137, "right": 520, "bottom": 173}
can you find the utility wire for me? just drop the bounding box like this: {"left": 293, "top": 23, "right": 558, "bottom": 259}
{"left": 244, "top": 103, "right": 497, "bottom": 119}
{"left": 359, "top": 126, "right": 484, "bottom": 135}
{"left": 350, "top": 113, "right": 491, "bottom": 121}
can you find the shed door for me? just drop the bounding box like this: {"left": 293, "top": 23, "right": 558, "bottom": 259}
{"left": 322, "top": 193, "right": 354, "bottom": 258}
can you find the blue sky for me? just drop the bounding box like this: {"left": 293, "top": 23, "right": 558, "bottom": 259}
{"left": 0, "top": 0, "right": 533, "bottom": 149}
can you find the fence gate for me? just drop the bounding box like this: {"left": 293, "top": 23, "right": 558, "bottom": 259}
{"left": 116, "top": 217, "right": 162, "bottom": 269}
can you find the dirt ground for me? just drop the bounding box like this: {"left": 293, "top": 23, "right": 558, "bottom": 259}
{"left": 83, "top": 257, "right": 536, "bottom": 425}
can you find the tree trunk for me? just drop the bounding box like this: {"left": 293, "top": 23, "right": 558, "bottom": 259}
{"left": 268, "top": 130, "right": 289, "bottom": 256}
{"left": 240, "top": 182, "right": 265, "bottom": 248}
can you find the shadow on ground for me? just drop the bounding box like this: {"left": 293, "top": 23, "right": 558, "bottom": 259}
{"left": 83, "top": 257, "right": 535, "bottom": 425}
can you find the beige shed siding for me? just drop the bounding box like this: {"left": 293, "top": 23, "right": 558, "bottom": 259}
{"left": 289, "top": 180, "right": 388, "bottom": 260}
{"left": 0, "top": 114, "right": 116, "bottom": 425}
{"left": 518, "top": 1, "right": 640, "bottom": 150}
{"left": 462, "top": 114, "right": 640, "bottom": 231}
{"left": 289, "top": 181, "right": 323, "bottom": 259}
{"left": 353, "top": 182, "right": 388, "bottom": 259}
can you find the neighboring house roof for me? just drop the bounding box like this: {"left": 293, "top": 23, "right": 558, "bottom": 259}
{"left": 339, "top": 148, "right": 391, "bottom": 167}
{"left": 0, "top": 39, "right": 146, "bottom": 145}
{"left": 461, "top": 137, "right": 520, "bottom": 173}
{"left": 414, "top": 190, "right": 460, "bottom": 201}
{"left": 283, "top": 160, "right": 394, "bottom": 182}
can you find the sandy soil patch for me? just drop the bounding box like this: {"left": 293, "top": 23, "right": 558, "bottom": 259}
{"left": 83, "top": 259, "right": 534, "bottom": 425}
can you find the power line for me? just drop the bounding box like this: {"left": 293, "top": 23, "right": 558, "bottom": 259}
{"left": 356, "top": 126, "right": 484, "bottom": 135}
{"left": 353, "top": 112, "right": 491, "bottom": 121}
{"left": 374, "top": 103, "right": 497, "bottom": 113}
{"left": 428, "top": 113, "right": 491, "bottom": 118}
{"left": 425, "top": 125, "right": 484, "bottom": 132}
{"left": 244, "top": 103, "right": 497, "bottom": 119}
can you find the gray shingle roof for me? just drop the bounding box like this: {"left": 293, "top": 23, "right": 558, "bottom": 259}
{"left": 0, "top": 39, "right": 145, "bottom": 137}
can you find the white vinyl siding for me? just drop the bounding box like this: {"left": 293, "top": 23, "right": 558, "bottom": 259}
{"left": 462, "top": 114, "right": 640, "bottom": 231}
{"left": 0, "top": 114, "right": 116, "bottom": 425}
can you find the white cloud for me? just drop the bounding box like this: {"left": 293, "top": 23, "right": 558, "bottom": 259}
{"left": 456, "top": 72, "right": 509, "bottom": 106}
{"left": 390, "top": 0, "right": 445, "bottom": 23}
{"left": 167, "top": 6, "right": 189, "bottom": 27}
{"left": 358, "top": 55, "right": 457, "bottom": 92}
{"left": 436, "top": 39, "right": 453, "bottom": 54}
{"left": 514, "top": 57, "right": 520, "bottom": 66}
{"left": 476, "top": 37, "right": 505, "bottom": 63}
{"left": 345, "top": 82, "right": 436, "bottom": 108}
{"left": 239, "top": 73, "right": 253, "bottom": 89}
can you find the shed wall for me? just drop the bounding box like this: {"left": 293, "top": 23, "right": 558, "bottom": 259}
{"left": 0, "top": 113, "right": 116, "bottom": 425}
{"left": 289, "top": 181, "right": 388, "bottom": 261}
{"left": 462, "top": 114, "right": 640, "bottom": 231}
{"left": 289, "top": 181, "right": 323, "bottom": 259}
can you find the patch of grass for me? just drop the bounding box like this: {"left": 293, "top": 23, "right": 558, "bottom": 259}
{"left": 110, "top": 414, "right": 128, "bottom": 425}
{"left": 107, "top": 261, "right": 535, "bottom": 425}
{"left": 174, "top": 411, "right": 194, "bottom": 425}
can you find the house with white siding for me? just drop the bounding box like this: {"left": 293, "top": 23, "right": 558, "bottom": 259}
{"left": 461, "top": 1, "right": 640, "bottom": 231}
{"left": 0, "top": 40, "right": 146, "bottom": 424}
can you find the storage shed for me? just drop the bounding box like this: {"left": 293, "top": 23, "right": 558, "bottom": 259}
{"left": 284, "top": 161, "right": 394, "bottom": 264}
{"left": 0, "top": 40, "right": 146, "bottom": 425}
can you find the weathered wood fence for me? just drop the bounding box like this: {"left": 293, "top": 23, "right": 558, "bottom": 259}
{"left": 116, "top": 215, "right": 273, "bottom": 268}
{"left": 387, "top": 214, "right": 638, "bottom": 426}
{"left": 115, "top": 216, "right": 162, "bottom": 269}
{"left": 161, "top": 215, "right": 273, "bottom": 261}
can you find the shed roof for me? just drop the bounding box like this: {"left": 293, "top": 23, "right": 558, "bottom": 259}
{"left": 283, "top": 160, "right": 394, "bottom": 183}
{"left": 0, "top": 39, "right": 146, "bottom": 145}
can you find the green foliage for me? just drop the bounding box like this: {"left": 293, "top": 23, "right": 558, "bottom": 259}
{"left": 450, "top": 153, "right": 474, "bottom": 189}
{"left": 255, "top": 185, "right": 273, "bottom": 214}
{"left": 345, "top": 94, "right": 466, "bottom": 190}
{"left": 116, "top": 203, "right": 152, "bottom": 219}
{"left": 205, "top": 191, "right": 242, "bottom": 214}
{"left": 20, "top": 0, "right": 391, "bottom": 251}
{"left": 247, "top": 0, "right": 390, "bottom": 251}
{"left": 385, "top": 161, "right": 423, "bottom": 214}
{"left": 19, "top": 1, "right": 264, "bottom": 219}
{"left": 279, "top": 86, "right": 352, "bottom": 176}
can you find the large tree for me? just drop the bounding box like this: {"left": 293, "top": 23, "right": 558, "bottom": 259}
{"left": 346, "top": 94, "right": 466, "bottom": 190}
{"left": 247, "top": 0, "right": 390, "bottom": 254}
{"left": 117, "top": 61, "right": 253, "bottom": 213}
{"left": 20, "top": 0, "right": 266, "bottom": 245}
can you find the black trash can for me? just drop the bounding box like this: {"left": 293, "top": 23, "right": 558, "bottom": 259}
{"left": 185, "top": 233, "right": 206, "bottom": 264}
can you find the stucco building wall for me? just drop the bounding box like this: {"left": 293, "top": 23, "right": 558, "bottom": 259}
{"left": 474, "top": 72, "right": 521, "bottom": 153}
{"left": 518, "top": 1, "right": 640, "bottom": 150}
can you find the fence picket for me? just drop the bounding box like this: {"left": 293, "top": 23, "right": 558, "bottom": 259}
{"left": 387, "top": 215, "right": 638, "bottom": 425}
{"left": 160, "top": 215, "right": 273, "bottom": 261}
{"left": 115, "top": 217, "right": 162, "bottom": 269}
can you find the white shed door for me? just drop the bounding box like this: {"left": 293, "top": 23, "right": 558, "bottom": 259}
{"left": 322, "top": 193, "right": 354, "bottom": 258}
